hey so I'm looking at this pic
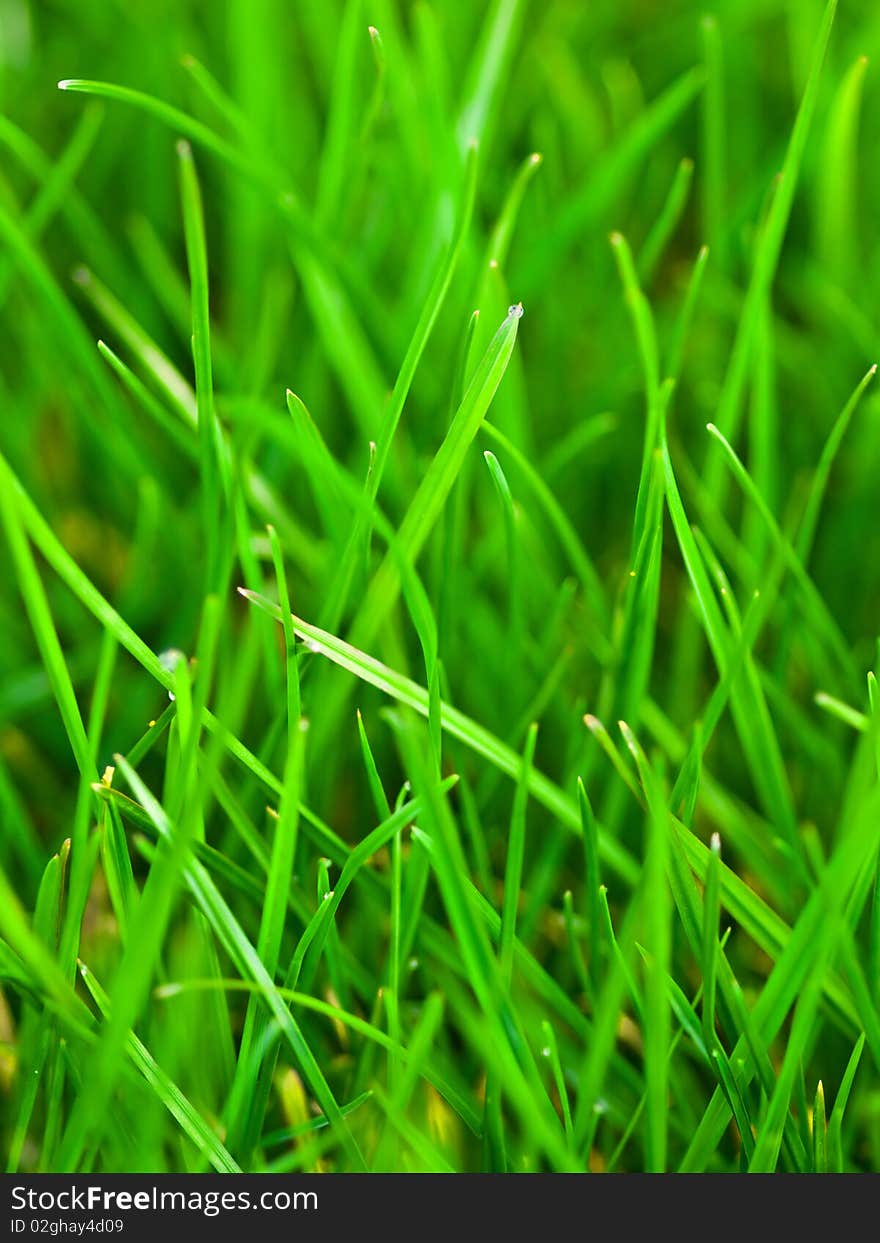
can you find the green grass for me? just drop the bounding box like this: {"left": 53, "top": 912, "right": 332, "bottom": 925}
{"left": 2, "top": 0, "right": 880, "bottom": 1174}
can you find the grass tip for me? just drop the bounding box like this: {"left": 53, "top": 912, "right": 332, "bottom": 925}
{"left": 368, "top": 24, "right": 385, "bottom": 69}
{"left": 286, "top": 388, "right": 309, "bottom": 415}
{"left": 180, "top": 52, "right": 196, "bottom": 68}
{"left": 72, "top": 265, "right": 91, "bottom": 287}
{"left": 154, "top": 982, "right": 183, "bottom": 1000}
{"left": 529, "top": 152, "right": 543, "bottom": 165}
{"left": 710, "top": 831, "right": 721, "bottom": 855}
{"left": 176, "top": 138, "right": 193, "bottom": 158}
{"left": 507, "top": 301, "right": 524, "bottom": 319}
{"left": 57, "top": 79, "right": 75, "bottom": 90}
{"left": 609, "top": 230, "right": 624, "bottom": 247}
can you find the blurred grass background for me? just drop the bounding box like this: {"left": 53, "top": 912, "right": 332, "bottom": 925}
{"left": 2, "top": 0, "right": 880, "bottom": 1173}
{"left": 3, "top": 0, "right": 878, "bottom": 847}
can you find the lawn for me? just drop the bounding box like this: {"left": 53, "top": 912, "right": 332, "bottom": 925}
{"left": 1, "top": 0, "right": 879, "bottom": 1174}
